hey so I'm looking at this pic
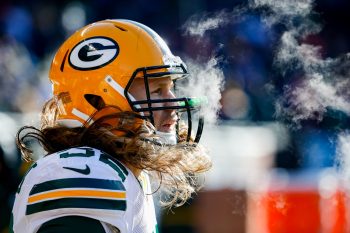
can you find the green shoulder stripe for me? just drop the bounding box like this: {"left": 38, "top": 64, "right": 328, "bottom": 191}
{"left": 99, "top": 153, "right": 128, "bottom": 181}
{"left": 38, "top": 216, "right": 106, "bottom": 233}
{"left": 9, "top": 213, "right": 14, "bottom": 233}
{"left": 113, "top": 158, "right": 129, "bottom": 176}
{"left": 30, "top": 178, "right": 125, "bottom": 195}
{"left": 26, "top": 197, "right": 126, "bottom": 215}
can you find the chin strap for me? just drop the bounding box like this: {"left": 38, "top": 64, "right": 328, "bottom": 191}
{"left": 155, "top": 130, "right": 177, "bottom": 145}
{"left": 194, "top": 116, "right": 204, "bottom": 143}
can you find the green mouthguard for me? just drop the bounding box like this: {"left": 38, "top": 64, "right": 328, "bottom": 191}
{"left": 178, "top": 97, "right": 208, "bottom": 107}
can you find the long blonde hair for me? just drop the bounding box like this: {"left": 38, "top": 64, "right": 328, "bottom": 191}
{"left": 16, "top": 98, "right": 212, "bottom": 207}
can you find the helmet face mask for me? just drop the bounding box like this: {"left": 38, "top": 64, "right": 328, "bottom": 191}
{"left": 124, "top": 63, "right": 204, "bottom": 143}
{"left": 49, "top": 19, "right": 205, "bottom": 143}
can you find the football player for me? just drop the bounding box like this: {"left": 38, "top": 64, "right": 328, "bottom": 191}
{"left": 11, "top": 19, "right": 211, "bottom": 233}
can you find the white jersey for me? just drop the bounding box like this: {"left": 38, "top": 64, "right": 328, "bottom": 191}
{"left": 11, "top": 147, "right": 158, "bottom": 233}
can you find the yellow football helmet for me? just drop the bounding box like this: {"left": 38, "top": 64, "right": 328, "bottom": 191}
{"left": 49, "top": 19, "right": 203, "bottom": 142}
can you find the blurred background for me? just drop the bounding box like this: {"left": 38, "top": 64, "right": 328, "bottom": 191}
{"left": 1, "top": 0, "right": 350, "bottom": 232}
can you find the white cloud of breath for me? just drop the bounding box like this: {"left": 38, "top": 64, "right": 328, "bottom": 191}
{"left": 249, "top": 0, "right": 350, "bottom": 126}
{"left": 182, "top": 11, "right": 229, "bottom": 37}
{"left": 250, "top": 0, "right": 313, "bottom": 26}
{"left": 275, "top": 31, "right": 325, "bottom": 74}
{"left": 181, "top": 10, "right": 229, "bottom": 124}
{"left": 177, "top": 57, "right": 225, "bottom": 124}
{"left": 180, "top": 0, "right": 350, "bottom": 177}
{"left": 182, "top": 0, "right": 350, "bottom": 128}
{"left": 276, "top": 73, "right": 350, "bottom": 123}
{"left": 254, "top": 0, "right": 350, "bottom": 176}
{"left": 182, "top": 9, "right": 245, "bottom": 37}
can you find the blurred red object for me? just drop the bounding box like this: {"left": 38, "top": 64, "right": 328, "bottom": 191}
{"left": 321, "top": 189, "right": 348, "bottom": 233}
{"left": 266, "top": 190, "right": 320, "bottom": 233}
{"left": 247, "top": 171, "right": 350, "bottom": 233}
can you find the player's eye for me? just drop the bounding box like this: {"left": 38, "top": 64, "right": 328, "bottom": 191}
{"left": 151, "top": 88, "right": 162, "bottom": 96}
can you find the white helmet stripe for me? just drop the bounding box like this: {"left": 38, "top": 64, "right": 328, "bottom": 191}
{"left": 104, "top": 76, "right": 143, "bottom": 115}
{"left": 72, "top": 108, "right": 94, "bottom": 125}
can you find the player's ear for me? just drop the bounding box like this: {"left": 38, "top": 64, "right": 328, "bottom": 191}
{"left": 84, "top": 94, "right": 106, "bottom": 110}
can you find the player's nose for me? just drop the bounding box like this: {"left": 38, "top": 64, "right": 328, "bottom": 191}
{"left": 163, "top": 90, "right": 178, "bottom": 107}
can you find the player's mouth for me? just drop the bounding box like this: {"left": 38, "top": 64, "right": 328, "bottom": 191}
{"left": 159, "top": 119, "right": 177, "bottom": 132}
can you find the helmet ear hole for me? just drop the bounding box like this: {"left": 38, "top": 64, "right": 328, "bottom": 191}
{"left": 84, "top": 94, "right": 106, "bottom": 110}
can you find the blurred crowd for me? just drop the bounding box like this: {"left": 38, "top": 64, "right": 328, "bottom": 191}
{"left": 1, "top": 0, "right": 350, "bottom": 232}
